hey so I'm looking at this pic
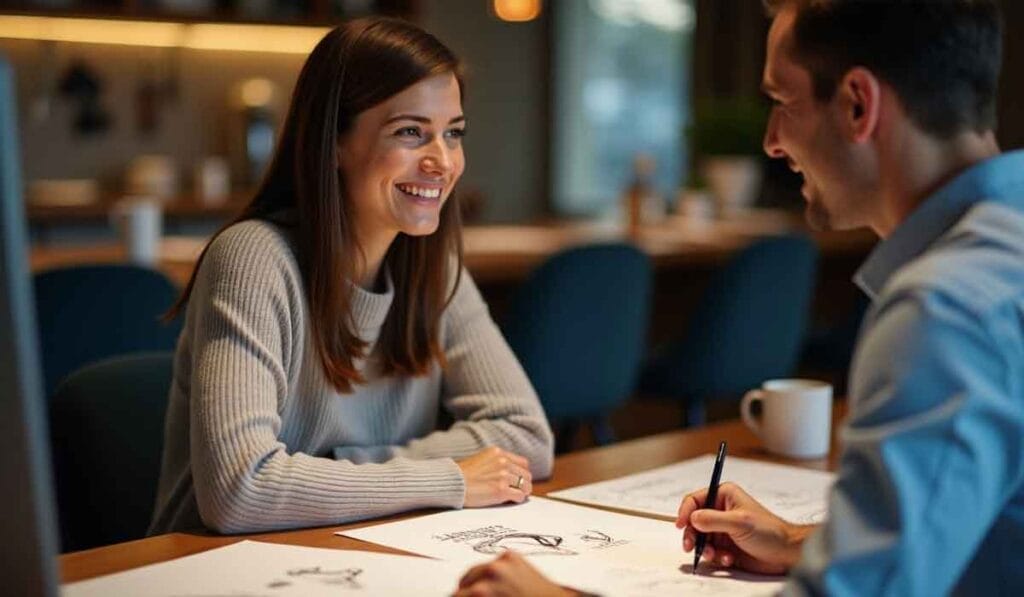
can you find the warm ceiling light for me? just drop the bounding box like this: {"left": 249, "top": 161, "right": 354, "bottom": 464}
{"left": 183, "top": 24, "right": 326, "bottom": 54}
{"left": 0, "top": 15, "right": 181, "bottom": 47}
{"left": 0, "top": 15, "right": 329, "bottom": 54}
{"left": 493, "top": 0, "right": 542, "bottom": 22}
{"left": 239, "top": 78, "right": 275, "bottom": 108}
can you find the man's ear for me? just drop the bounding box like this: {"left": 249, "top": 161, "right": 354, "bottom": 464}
{"left": 838, "top": 67, "right": 881, "bottom": 144}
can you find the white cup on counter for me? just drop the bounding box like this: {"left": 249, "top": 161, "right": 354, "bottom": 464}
{"left": 741, "top": 379, "right": 833, "bottom": 459}
{"left": 110, "top": 197, "right": 163, "bottom": 266}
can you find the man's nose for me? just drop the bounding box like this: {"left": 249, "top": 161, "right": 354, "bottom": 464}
{"left": 763, "top": 110, "right": 785, "bottom": 158}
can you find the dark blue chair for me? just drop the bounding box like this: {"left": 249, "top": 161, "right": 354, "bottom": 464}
{"left": 801, "top": 292, "right": 870, "bottom": 393}
{"left": 48, "top": 352, "right": 173, "bottom": 552}
{"left": 33, "top": 264, "right": 181, "bottom": 397}
{"left": 504, "top": 243, "right": 652, "bottom": 452}
{"left": 640, "top": 234, "right": 818, "bottom": 427}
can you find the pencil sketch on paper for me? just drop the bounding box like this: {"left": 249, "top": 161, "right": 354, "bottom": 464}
{"left": 473, "top": 533, "right": 578, "bottom": 556}
{"left": 63, "top": 541, "right": 467, "bottom": 597}
{"left": 580, "top": 530, "right": 613, "bottom": 545}
{"left": 284, "top": 566, "right": 364, "bottom": 589}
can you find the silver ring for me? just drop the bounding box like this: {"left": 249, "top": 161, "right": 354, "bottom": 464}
{"left": 512, "top": 475, "right": 524, "bottom": 490}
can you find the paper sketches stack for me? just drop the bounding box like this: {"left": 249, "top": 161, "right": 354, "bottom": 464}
{"left": 62, "top": 456, "right": 835, "bottom": 596}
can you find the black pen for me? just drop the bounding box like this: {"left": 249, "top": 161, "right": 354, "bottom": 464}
{"left": 693, "top": 440, "right": 727, "bottom": 575}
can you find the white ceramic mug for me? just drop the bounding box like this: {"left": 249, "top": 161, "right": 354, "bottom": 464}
{"left": 110, "top": 197, "right": 162, "bottom": 266}
{"left": 741, "top": 379, "right": 833, "bottom": 459}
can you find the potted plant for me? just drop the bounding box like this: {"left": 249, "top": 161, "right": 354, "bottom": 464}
{"left": 688, "top": 97, "right": 769, "bottom": 216}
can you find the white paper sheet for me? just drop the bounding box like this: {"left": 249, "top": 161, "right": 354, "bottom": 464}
{"left": 340, "top": 496, "right": 784, "bottom": 596}
{"left": 527, "top": 557, "right": 785, "bottom": 597}
{"left": 61, "top": 540, "right": 467, "bottom": 597}
{"left": 549, "top": 454, "right": 836, "bottom": 524}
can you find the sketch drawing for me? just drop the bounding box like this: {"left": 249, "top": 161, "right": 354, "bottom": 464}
{"left": 579, "top": 530, "right": 613, "bottom": 545}
{"left": 473, "top": 533, "right": 577, "bottom": 556}
{"left": 64, "top": 541, "right": 465, "bottom": 597}
{"left": 284, "top": 566, "right": 363, "bottom": 589}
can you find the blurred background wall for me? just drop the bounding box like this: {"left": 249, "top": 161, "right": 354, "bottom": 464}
{"left": 2, "top": 0, "right": 1021, "bottom": 226}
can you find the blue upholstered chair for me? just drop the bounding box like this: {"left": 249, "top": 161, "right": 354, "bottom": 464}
{"left": 33, "top": 264, "right": 181, "bottom": 396}
{"left": 640, "top": 234, "right": 818, "bottom": 427}
{"left": 504, "top": 243, "right": 653, "bottom": 451}
{"left": 801, "top": 292, "right": 870, "bottom": 391}
{"left": 48, "top": 352, "right": 173, "bottom": 552}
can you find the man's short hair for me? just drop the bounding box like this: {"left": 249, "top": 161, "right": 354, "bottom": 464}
{"left": 763, "top": 0, "right": 1002, "bottom": 138}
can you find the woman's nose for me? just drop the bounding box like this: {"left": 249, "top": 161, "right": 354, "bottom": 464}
{"left": 421, "top": 140, "right": 452, "bottom": 175}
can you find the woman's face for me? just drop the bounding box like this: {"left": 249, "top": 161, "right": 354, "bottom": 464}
{"left": 338, "top": 72, "right": 466, "bottom": 243}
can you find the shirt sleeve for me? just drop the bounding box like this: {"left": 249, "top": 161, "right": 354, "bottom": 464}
{"left": 332, "top": 269, "right": 555, "bottom": 478}
{"left": 188, "top": 226, "right": 465, "bottom": 535}
{"left": 785, "top": 289, "right": 1024, "bottom": 595}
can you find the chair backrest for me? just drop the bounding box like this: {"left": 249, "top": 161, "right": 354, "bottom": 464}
{"left": 505, "top": 243, "right": 653, "bottom": 421}
{"left": 34, "top": 264, "right": 181, "bottom": 396}
{"left": 48, "top": 352, "right": 173, "bottom": 552}
{"left": 655, "top": 234, "right": 818, "bottom": 399}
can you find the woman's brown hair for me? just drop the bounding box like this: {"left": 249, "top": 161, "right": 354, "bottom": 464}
{"left": 167, "top": 17, "right": 465, "bottom": 393}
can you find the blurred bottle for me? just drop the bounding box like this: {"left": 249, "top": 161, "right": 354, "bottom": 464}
{"left": 622, "top": 153, "right": 663, "bottom": 236}
{"left": 230, "top": 78, "right": 279, "bottom": 187}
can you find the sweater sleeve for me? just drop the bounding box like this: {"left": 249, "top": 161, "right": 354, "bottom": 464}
{"left": 187, "top": 223, "right": 465, "bottom": 534}
{"left": 331, "top": 269, "right": 555, "bottom": 478}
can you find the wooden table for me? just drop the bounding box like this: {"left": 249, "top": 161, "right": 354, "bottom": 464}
{"left": 30, "top": 212, "right": 877, "bottom": 287}
{"left": 60, "top": 411, "right": 843, "bottom": 585}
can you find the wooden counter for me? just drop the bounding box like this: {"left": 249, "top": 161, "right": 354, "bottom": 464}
{"left": 30, "top": 211, "right": 877, "bottom": 287}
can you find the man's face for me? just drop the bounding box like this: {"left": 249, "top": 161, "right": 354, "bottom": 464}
{"left": 761, "top": 7, "right": 872, "bottom": 231}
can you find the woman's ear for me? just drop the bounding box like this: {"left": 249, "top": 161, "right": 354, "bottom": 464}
{"left": 839, "top": 67, "right": 881, "bottom": 144}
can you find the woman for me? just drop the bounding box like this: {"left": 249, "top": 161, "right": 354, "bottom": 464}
{"left": 149, "top": 17, "right": 553, "bottom": 535}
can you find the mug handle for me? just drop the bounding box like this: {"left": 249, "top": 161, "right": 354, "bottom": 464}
{"left": 741, "top": 389, "right": 765, "bottom": 439}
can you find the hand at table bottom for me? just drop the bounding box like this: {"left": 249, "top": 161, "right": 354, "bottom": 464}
{"left": 453, "top": 551, "right": 579, "bottom": 597}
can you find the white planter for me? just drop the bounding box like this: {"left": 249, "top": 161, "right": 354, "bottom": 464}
{"left": 701, "top": 156, "right": 763, "bottom": 217}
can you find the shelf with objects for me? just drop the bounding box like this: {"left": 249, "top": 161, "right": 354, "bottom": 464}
{"left": 0, "top": 1, "right": 420, "bottom": 26}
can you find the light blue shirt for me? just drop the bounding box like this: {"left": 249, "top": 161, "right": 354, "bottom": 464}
{"left": 787, "top": 150, "right": 1024, "bottom": 596}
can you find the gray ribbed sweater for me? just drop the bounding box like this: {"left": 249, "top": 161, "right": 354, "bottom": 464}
{"left": 148, "top": 220, "right": 554, "bottom": 535}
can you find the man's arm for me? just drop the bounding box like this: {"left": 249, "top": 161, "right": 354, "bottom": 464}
{"left": 787, "top": 289, "right": 1024, "bottom": 595}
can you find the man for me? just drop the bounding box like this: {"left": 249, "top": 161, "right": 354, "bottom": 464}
{"left": 456, "top": 0, "right": 1023, "bottom": 595}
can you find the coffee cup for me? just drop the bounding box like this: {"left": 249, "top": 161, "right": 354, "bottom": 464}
{"left": 110, "top": 197, "right": 162, "bottom": 266}
{"left": 741, "top": 379, "right": 833, "bottom": 459}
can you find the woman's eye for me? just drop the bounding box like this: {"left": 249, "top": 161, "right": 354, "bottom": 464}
{"left": 445, "top": 128, "right": 467, "bottom": 140}
{"left": 395, "top": 126, "right": 421, "bottom": 138}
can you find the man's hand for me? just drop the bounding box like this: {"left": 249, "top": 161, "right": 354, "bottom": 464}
{"left": 454, "top": 551, "right": 577, "bottom": 597}
{"left": 676, "top": 482, "right": 817, "bottom": 575}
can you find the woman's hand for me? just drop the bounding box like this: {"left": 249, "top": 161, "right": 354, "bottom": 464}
{"left": 457, "top": 446, "right": 533, "bottom": 507}
{"left": 454, "top": 551, "right": 577, "bottom": 597}
{"left": 676, "top": 482, "right": 816, "bottom": 575}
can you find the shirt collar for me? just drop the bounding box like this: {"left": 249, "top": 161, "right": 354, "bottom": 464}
{"left": 855, "top": 150, "right": 1024, "bottom": 300}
